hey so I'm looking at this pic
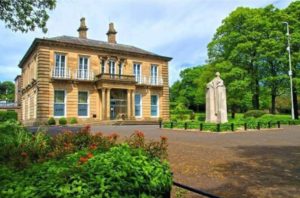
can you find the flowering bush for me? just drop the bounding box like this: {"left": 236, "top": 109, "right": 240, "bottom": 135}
{"left": 0, "top": 145, "right": 172, "bottom": 197}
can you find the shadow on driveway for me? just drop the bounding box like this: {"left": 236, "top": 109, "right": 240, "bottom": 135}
{"left": 209, "top": 146, "right": 300, "bottom": 198}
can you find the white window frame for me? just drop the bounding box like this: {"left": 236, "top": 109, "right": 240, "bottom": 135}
{"left": 133, "top": 63, "right": 142, "bottom": 83}
{"left": 134, "top": 93, "right": 142, "bottom": 118}
{"left": 109, "top": 60, "right": 116, "bottom": 75}
{"left": 53, "top": 89, "right": 66, "bottom": 118}
{"left": 150, "top": 94, "right": 159, "bottom": 118}
{"left": 78, "top": 91, "right": 89, "bottom": 118}
{"left": 151, "top": 64, "right": 158, "bottom": 85}
{"left": 119, "top": 62, "right": 123, "bottom": 75}
{"left": 54, "top": 53, "right": 67, "bottom": 77}
{"left": 78, "top": 56, "right": 89, "bottom": 79}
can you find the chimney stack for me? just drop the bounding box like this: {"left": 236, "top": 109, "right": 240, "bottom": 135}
{"left": 106, "top": 23, "right": 117, "bottom": 44}
{"left": 77, "top": 17, "right": 88, "bottom": 39}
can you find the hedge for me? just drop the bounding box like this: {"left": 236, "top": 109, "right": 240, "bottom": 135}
{"left": 0, "top": 111, "right": 17, "bottom": 122}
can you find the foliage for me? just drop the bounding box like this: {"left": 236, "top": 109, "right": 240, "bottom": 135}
{"left": 170, "top": 1, "right": 300, "bottom": 117}
{"left": 0, "top": 111, "right": 17, "bottom": 122}
{"left": 0, "top": 119, "right": 172, "bottom": 197}
{"left": 126, "top": 131, "right": 168, "bottom": 160}
{"left": 244, "top": 110, "right": 266, "bottom": 118}
{"left": 0, "top": 0, "right": 56, "bottom": 33}
{"left": 58, "top": 117, "right": 67, "bottom": 125}
{"left": 69, "top": 117, "right": 78, "bottom": 124}
{"left": 47, "top": 117, "right": 56, "bottom": 125}
{"left": 0, "top": 145, "right": 172, "bottom": 197}
{"left": 0, "top": 81, "right": 15, "bottom": 101}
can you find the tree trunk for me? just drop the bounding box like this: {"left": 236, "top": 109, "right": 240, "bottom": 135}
{"left": 271, "top": 94, "right": 276, "bottom": 114}
{"left": 252, "top": 79, "right": 260, "bottom": 109}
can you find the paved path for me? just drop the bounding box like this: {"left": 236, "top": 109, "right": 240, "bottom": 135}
{"left": 92, "top": 125, "right": 300, "bottom": 198}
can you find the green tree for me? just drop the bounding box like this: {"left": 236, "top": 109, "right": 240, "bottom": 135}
{"left": 0, "top": 81, "right": 15, "bottom": 101}
{"left": 0, "top": 0, "right": 56, "bottom": 33}
{"left": 283, "top": 0, "right": 300, "bottom": 119}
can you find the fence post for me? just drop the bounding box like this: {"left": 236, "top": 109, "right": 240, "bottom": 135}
{"left": 277, "top": 121, "right": 280, "bottom": 128}
{"left": 184, "top": 122, "right": 188, "bottom": 130}
{"left": 268, "top": 121, "right": 271, "bottom": 128}
{"left": 231, "top": 123, "right": 234, "bottom": 131}
{"left": 257, "top": 122, "right": 260, "bottom": 130}
{"left": 217, "top": 124, "right": 221, "bottom": 132}
{"left": 159, "top": 121, "right": 162, "bottom": 128}
{"left": 200, "top": 123, "right": 203, "bottom": 131}
{"left": 170, "top": 122, "right": 173, "bottom": 129}
{"left": 244, "top": 123, "right": 247, "bottom": 131}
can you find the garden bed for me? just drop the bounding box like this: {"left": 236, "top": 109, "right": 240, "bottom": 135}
{"left": 0, "top": 121, "right": 172, "bottom": 197}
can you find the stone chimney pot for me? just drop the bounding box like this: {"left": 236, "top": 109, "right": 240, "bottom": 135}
{"left": 106, "top": 23, "right": 117, "bottom": 44}
{"left": 77, "top": 17, "right": 88, "bottom": 39}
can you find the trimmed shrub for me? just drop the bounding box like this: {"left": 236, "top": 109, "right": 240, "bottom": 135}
{"left": 244, "top": 110, "right": 266, "bottom": 118}
{"left": 58, "top": 117, "right": 67, "bottom": 125}
{"left": 0, "top": 111, "right": 17, "bottom": 122}
{"left": 47, "top": 117, "right": 56, "bottom": 125}
{"left": 70, "top": 117, "right": 78, "bottom": 124}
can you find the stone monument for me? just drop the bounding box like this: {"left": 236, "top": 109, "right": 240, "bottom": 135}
{"left": 205, "top": 72, "right": 228, "bottom": 123}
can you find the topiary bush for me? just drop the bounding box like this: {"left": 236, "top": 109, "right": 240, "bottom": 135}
{"left": 0, "top": 111, "right": 17, "bottom": 122}
{"left": 244, "top": 110, "right": 266, "bottom": 118}
{"left": 47, "top": 117, "right": 56, "bottom": 125}
{"left": 69, "top": 117, "right": 78, "bottom": 124}
{"left": 58, "top": 117, "right": 67, "bottom": 125}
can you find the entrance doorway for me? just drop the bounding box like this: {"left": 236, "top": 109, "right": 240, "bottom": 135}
{"left": 110, "top": 89, "right": 127, "bottom": 120}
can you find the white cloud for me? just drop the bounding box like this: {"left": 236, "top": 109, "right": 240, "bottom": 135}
{"left": 0, "top": 0, "right": 292, "bottom": 84}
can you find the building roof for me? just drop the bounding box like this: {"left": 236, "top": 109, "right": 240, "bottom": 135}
{"left": 18, "top": 36, "right": 172, "bottom": 68}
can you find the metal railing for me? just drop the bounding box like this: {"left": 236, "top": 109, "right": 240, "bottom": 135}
{"left": 75, "top": 69, "right": 94, "bottom": 81}
{"left": 0, "top": 102, "right": 19, "bottom": 108}
{"left": 136, "top": 76, "right": 163, "bottom": 86}
{"left": 96, "top": 73, "right": 136, "bottom": 82}
{"left": 51, "top": 68, "right": 71, "bottom": 79}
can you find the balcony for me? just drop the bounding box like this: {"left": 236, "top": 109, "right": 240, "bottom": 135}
{"left": 96, "top": 73, "right": 136, "bottom": 83}
{"left": 136, "top": 76, "right": 164, "bottom": 86}
{"left": 51, "top": 68, "right": 71, "bottom": 80}
{"left": 74, "top": 69, "right": 94, "bottom": 81}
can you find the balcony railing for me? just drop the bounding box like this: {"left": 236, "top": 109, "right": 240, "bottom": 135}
{"left": 96, "top": 73, "right": 136, "bottom": 82}
{"left": 136, "top": 76, "right": 163, "bottom": 86}
{"left": 51, "top": 68, "right": 71, "bottom": 79}
{"left": 75, "top": 69, "right": 94, "bottom": 81}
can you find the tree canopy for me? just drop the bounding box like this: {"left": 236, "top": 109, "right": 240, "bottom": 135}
{"left": 0, "top": 81, "right": 15, "bottom": 101}
{"left": 170, "top": 1, "right": 300, "bottom": 118}
{"left": 0, "top": 0, "right": 56, "bottom": 33}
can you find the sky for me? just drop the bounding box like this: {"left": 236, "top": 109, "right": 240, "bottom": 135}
{"left": 0, "top": 0, "right": 292, "bottom": 85}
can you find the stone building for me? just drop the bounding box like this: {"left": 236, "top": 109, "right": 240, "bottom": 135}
{"left": 17, "top": 18, "right": 172, "bottom": 125}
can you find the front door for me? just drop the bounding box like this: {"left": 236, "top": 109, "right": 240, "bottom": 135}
{"left": 110, "top": 89, "right": 127, "bottom": 120}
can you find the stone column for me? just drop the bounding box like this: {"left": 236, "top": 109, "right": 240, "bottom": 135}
{"left": 106, "top": 88, "right": 111, "bottom": 120}
{"left": 127, "top": 89, "right": 131, "bottom": 119}
{"left": 101, "top": 89, "right": 106, "bottom": 120}
{"left": 131, "top": 90, "right": 135, "bottom": 119}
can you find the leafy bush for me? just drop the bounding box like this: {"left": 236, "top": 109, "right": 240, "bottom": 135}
{"left": 0, "top": 145, "right": 172, "bottom": 197}
{"left": 244, "top": 110, "right": 266, "bottom": 118}
{"left": 47, "top": 117, "right": 56, "bottom": 125}
{"left": 0, "top": 111, "right": 17, "bottom": 122}
{"left": 69, "top": 117, "right": 78, "bottom": 124}
{"left": 189, "top": 112, "right": 195, "bottom": 120}
{"left": 58, "top": 117, "right": 67, "bottom": 125}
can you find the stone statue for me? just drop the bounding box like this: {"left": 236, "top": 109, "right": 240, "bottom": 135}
{"left": 205, "top": 72, "right": 228, "bottom": 123}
